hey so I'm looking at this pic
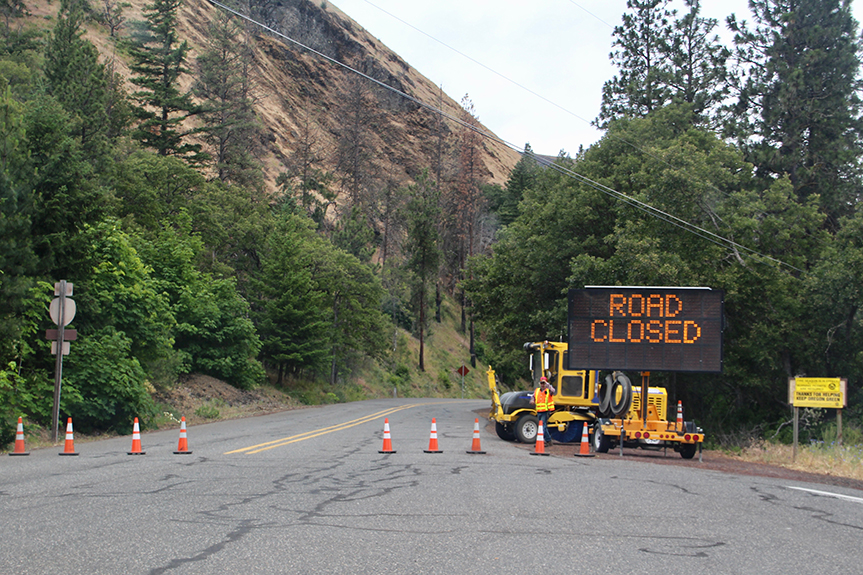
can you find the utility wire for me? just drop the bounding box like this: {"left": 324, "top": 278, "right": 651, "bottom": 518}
{"left": 204, "top": 0, "right": 802, "bottom": 273}
{"left": 355, "top": 0, "right": 597, "bottom": 131}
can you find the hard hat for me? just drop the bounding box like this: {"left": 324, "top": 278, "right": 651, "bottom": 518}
{"left": 540, "top": 376, "right": 547, "bottom": 383}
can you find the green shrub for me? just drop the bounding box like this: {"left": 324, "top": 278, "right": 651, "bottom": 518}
{"left": 195, "top": 403, "right": 220, "bottom": 419}
{"left": 437, "top": 369, "right": 451, "bottom": 390}
{"left": 62, "top": 329, "right": 157, "bottom": 434}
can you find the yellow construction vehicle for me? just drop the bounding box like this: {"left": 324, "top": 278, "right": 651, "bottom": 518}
{"left": 487, "top": 340, "right": 704, "bottom": 459}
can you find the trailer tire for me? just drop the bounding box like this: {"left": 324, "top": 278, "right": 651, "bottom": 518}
{"left": 495, "top": 421, "right": 516, "bottom": 441}
{"left": 679, "top": 443, "right": 697, "bottom": 459}
{"left": 593, "top": 425, "right": 611, "bottom": 453}
{"left": 515, "top": 414, "right": 539, "bottom": 444}
{"left": 609, "top": 373, "right": 633, "bottom": 417}
{"left": 598, "top": 375, "right": 613, "bottom": 416}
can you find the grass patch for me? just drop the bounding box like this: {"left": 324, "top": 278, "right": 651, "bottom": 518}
{"left": 732, "top": 440, "right": 863, "bottom": 480}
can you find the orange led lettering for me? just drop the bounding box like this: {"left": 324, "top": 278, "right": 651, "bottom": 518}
{"left": 646, "top": 320, "right": 663, "bottom": 343}
{"left": 608, "top": 320, "right": 626, "bottom": 342}
{"left": 591, "top": 292, "right": 706, "bottom": 346}
{"left": 628, "top": 294, "right": 645, "bottom": 317}
{"left": 665, "top": 320, "right": 682, "bottom": 343}
{"left": 665, "top": 294, "right": 682, "bottom": 317}
{"left": 591, "top": 320, "right": 607, "bottom": 342}
{"left": 627, "top": 320, "right": 644, "bottom": 342}
{"left": 683, "top": 321, "right": 701, "bottom": 343}
{"left": 610, "top": 294, "right": 626, "bottom": 316}
{"left": 647, "top": 294, "right": 664, "bottom": 317}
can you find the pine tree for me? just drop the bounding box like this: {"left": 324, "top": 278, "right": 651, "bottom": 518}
{"left": 666, "top": 0, "right": 730, "bottom": 124}
{"left": 280, "top": 108, "right": 336, "bottom": 227}
{"left": 598, "top": 0, "right": 675, "bottom": 127}
{"left": 333, "top": 77, "right": 380, "bottom": 210}
{"left": 44, "top": 0, "right": 110, "bottom": 162}
{"left": 403, "top": 170, "right": 441, "bottom": 372}
{"left": 251, "top": 214, "right": 330, "bottom": 383}
{"left": 727, "top": 0, "right": 863, "bottom": 227}
{"left": 194, "top": 11, "right": 263, "bottom": 189}
{"left": 599, "top": 0, "right": 729, "bottom": 129}
{"left": 127, "top": 0, "right": 204, "bottom": 163}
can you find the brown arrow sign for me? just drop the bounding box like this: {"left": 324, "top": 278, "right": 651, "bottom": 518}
{"left": 46, "top": 329, "right": 77, "bottom": 341}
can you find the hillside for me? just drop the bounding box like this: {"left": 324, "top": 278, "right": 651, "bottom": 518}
{"left": 27, "top": 0, "right": 521, "bottom": 193}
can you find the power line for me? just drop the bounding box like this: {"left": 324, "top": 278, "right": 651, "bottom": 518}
{"left": 204, "top": 0, "right": 803, "bottom": 273}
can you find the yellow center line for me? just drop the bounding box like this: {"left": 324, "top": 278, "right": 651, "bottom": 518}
{"left": 224, "top": 404, "right": 420, "bottom": 455}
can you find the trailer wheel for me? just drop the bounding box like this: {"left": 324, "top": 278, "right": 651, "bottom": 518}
{"left": 593, "top": 425, "right": 611, "bottom": 453}
{"left": 598, "top": 375, "right": 613, "bottom": 416}
{"left": 495, "top": 421, "right": 516, "bottom": 441}
{"left": 679, "top": 443, "right": 697, "bottom": 459}
{"left": 515, "top": 414, "right": 539, "bottom": 444}
{"left": 609, "top": 373, "right": 633, "bottom": 417}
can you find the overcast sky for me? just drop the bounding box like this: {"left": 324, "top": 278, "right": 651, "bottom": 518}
{"left": 328, "top": 0, "right": 863, "bottom": 157}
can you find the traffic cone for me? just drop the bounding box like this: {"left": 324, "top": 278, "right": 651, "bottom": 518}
{"left": 676, "top": 400, "right": 683, "bottom": 431}
{"left": 466, "top": 418, "right": 486, "bottom": 454}
{"left": 530, "top": 420, "right": 549, "bottom": 456}
{"left": 573, "top": 421, "right": 595, "bottom": 457}
{"left": 379, "top": 418, "right": 396, "bottom": 454}
{"left": 423, "top": 418, "right": 443, "bottom": 453}
{"left": 127, "top": 417, "right": 146, "bottom": 455}
{"left": 59, "top": 417, "right": 79, "bottom": 456}
{"left": 173, "top": 416, "right": 192, "bottom": 454}
{"left": 9, "top": 417, "right": 29, "bottom": 456}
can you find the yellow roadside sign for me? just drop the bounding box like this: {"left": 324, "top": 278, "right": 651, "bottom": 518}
{"left": 789, "top": 377, "right": 846, "bottom": 408}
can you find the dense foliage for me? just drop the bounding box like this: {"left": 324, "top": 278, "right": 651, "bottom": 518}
{"left": 0, "top": 1, "right": 395, "bottom": 435}
{"left": 466, "top": 0, "right": 863, "bottom": 437}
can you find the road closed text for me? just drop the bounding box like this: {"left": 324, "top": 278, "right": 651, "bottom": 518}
{"left": 589, "top": 293, "right": 702, "bottom": 344}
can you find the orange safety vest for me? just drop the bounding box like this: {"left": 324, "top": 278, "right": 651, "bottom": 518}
{"left": 534, "top": 388, "right": 555, "bottom": 412}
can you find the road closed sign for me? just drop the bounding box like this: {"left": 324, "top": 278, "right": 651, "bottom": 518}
{"left": 789, "top": 377, "right": 846, "bottom": 408}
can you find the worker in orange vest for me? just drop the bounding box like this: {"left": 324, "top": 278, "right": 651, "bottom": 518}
{"left": 530, "top": 376, "right": 556, "bottom": 445}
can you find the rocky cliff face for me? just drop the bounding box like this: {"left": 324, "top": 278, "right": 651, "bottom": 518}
{"left": 63, "top": 0, "right": 520, "bottom": 192}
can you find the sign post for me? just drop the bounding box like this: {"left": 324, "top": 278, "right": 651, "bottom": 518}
{"left": 788, "top": 377, "right": 846, "bottom": 461}
{"left": 47, "top": 281, "right": 76, "bottom": 443}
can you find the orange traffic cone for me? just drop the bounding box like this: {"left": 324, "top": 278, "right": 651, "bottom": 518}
{"left": 530, "top": 420, "right": 549, "bottom": 456}
{"left": 9, "top": 417, "right": 29, "bottom": 456}
{"left": 127, "top": 417, "right": 146, "bottom": 455}
{"left": 573, "top": 421, "right": 595, "bottom": 457}
{"left": 379, "top": 418, "right": 396, "bottom": 454}
{"left": 676, "top": 400, "right": 683, "bottom": 431}
{"left": 173, "top": 416, "right": 192, "bottom": 454}
{"left": 466, "top": 418, "right": 486, "bottom": 454}
{"left": 59, "top": 417, "right": 79, "bottom": 456}
{"left": 423, "top": 418, "right": 443, "bottom": 453}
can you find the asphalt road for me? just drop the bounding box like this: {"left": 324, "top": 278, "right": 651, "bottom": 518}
{"left": 2, "top": 398, "right": 862, "bottom": 574}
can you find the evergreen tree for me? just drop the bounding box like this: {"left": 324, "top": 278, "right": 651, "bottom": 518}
{"left": 599, "top": 0, "right": 729, "bottom": 129}
{"left": 403, "top": 170, "right": 441, "bottom": 372}
{"left": 279, "top": 108, "right": 336, "bottom": 227}
{"left": 251, "top": 214, "right": 330, "bottom": 383}
{"left": 727, "top": 0, "right": 863, "bottom": 226}
{"left": 0, "top": 86, "right": 34, "bottom": 362}
{"left": 666, "top": 0, "right": 730, "bottom": 124}
{"left": 127, "top": 0, "right": 204, "bottom": 163}
{"left": 598, "top": 0, "right": 674, "bottom": 127}
{"left": 193, "top": 11, "right": 263, "bottom": 189}
{"left": 44, "top": 0, "right": 110, "bottom": 163}
{"left": 333, "top": 77, "right": 381, "bottom": 211}
{"left": 310, "top": 242, "right": 388, "bottom": 385}
{"left": 487, "top": 143, "right": 539, "bottom": 227}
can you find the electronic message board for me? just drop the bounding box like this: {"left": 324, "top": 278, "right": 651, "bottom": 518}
{"left": 567, "top": 287, "right": 723, "bottom": 373}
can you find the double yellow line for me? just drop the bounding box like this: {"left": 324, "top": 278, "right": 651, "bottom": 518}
{"left": 224, "top": 404, "right": 420, "bottom": 455}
